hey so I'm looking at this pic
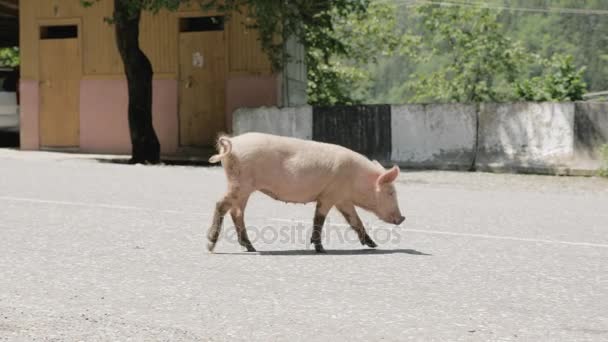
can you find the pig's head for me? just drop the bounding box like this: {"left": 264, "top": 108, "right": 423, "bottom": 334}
{"left": 373, "top": 165, "right": 405, "bottom": 225}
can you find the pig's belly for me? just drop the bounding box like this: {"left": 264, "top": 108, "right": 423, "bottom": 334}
{"left": 252, "top": 156, "right": 333, "bottom": 204}
{"left": 257, "top": 184, "right": 321, "bottom": 204}
{"left": 255, "top": 171, "right": 326, "bottom": 203}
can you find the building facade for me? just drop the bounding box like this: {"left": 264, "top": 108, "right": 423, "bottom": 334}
{"left": 18, "top": 0, "right": 306, "bottom": 155}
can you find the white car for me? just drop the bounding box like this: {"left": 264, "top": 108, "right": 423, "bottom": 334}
{"left": 0, "top": 67, "right": 19, "bottom": 132}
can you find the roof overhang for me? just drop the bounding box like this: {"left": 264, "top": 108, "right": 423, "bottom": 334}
{"left": 0, "top": 0, "right": 18, "bottom": 47}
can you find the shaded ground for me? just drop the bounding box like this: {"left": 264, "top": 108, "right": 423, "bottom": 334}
{"left": 0, "top": 131, "right": 18, "bottom": 148}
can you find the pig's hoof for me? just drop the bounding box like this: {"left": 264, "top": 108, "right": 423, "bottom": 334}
{"left": 363, "top": 238, "right": 378, "bottom": 248}
{"left": 207, "top": 241, "right": 217, "bottom": 252}
{"left": 241, "top": 244, "right": 257, "bottom": 252}
{"left": 314, "top": 244, "right": 327, "bottom": 253}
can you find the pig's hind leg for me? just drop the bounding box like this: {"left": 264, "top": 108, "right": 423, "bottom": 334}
{"left": 337, "top": 203, "right": 378, "bottom": 248}
{"left": 207, "top": 195, "right": 234, "bottom": 252}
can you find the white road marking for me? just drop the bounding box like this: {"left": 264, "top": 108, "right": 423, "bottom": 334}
{"left": 0, "top": 196, "right": 207, "bottom": 216}
{"left": 0, "top": 196, "right": 149, "bottom": 211}
{"left": 1, "top": 195, "right": 607, "bottom": 249}
{"left": 404, "top": 228, "right": 608, "bottom": 248}
{"left": 269, "top": 218, "right": 608, "bottom": 249}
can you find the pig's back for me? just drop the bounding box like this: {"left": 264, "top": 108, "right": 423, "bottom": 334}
{"left": 228, "top": 133, "right": 363, "bottom": 203}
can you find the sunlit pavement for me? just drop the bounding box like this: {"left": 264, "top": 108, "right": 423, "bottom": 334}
{"left": 1, "top": 149, "right": 607, "bottom": 341}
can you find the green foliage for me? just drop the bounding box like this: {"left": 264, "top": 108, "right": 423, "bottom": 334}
{"left": 600, "top": 144, "right": 608, "bottom": 177}
{"left": 0, "top": 47, "right": 19, "bottom": 68}
{"left": 405, "top": 5, "right": 531, "bottom": 103}
{"left": 82, "top": 0, "right": 373, "bottom": 106}
{"left": 207, "top": 0, "right": 376, "bottom": 105}
{"left": 502, "top": 0, "right": 608, "bottom": 92}
{"left": 307, "top": 1, "right": 403, "bottom": 105}
{"left": 357, "top": 0, "right": 600, "bottom": 104}
{"left": 516, "top": 54, "right": 587, "bottom": 102}
{"left": 202, "top": 0, "right": 371, "bottom": 73}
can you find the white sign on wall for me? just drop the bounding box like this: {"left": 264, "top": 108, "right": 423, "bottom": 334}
{"left": 192, "top": 52, "right": 204, "bottom": 68}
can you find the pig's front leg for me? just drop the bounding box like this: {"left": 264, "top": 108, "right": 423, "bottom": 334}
{"left": 337, "top": 204, "right": 377, "bottom": 248}
{"left": 311, "top": 201, "right": 333, "bottom": 253}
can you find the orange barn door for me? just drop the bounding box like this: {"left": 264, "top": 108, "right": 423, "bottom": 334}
{"left": 39, "top": 26, "right": 81, "bottom": 148}
{"left": 178, "top": 21, "right": 227, "bottom": 147}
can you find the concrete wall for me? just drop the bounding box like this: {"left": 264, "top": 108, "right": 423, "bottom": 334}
{"left": 391, "top": 104, "right": 477, "bottom": 170}
{"left": 573, "top": 102, "right": 608, "bottom": 171}
{"left": 313, "top": 105, "right": 392, "bottom": 162}
{"left": 226, "top": 75, "right": 280, "bottom": 134}
{"left": 232, "top": 106, "right": 312, "bottom": 140}
{"left": 476, "top": 102, "right": 577, "bottom": 173}
{"left": 231, "top": 102, "right": 607, "bottom": 175}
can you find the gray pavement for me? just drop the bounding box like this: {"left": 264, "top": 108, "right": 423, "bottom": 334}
{"left": 0, "top": 149, "right": 607, "bottom": 341}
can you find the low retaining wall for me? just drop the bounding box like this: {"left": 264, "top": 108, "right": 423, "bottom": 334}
{"left": 232, "top": 106, "right": 312, "bottom": 140}
{"left": 573, "top": 102, "right": 608, "bottom": 171}
{"left": 391, "top": 104, "right": 476, "bottom": 170}
{"left": 477, "top": 102, "right": 576, "bottom": 173}
{"left": 313, "top": 105, "right": 392, "bottom": 162}
{"left": 232, "top": 102, "right": 608, "bottom": 175}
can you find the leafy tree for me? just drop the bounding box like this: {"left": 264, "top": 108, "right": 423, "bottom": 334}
{"left": 407, "top": 4, "right": 529, "bottom": 103}
{"left": 82, "top": 0, "right": 372, "bottom": 162}
{"left": 306, "top": 1, "right": 403, "bottom": 105}
{"left": 516, "top": 54, "right": 587, "bottom": 101}
{"left": 212, "top": 0, "right": 381, "bottom": 105}
{"left": 502, "top": 0, "right": 608, "bottom": 91}
{"left": 82, "top": 0, "right": 182, "bottom": 164}
{"left": 0, "top": 47, "right": 19, "bottom": 67}
{"left": 358, "top": 0, "right": 601, "bottom": 104}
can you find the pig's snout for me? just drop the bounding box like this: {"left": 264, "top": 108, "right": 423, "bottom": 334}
{"left": 392, "top": 215, "right": 405, "bottom": 225}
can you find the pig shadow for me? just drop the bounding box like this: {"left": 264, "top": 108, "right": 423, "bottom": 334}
{"left": 214, "top": 248, "right": 431, "bottom": 256}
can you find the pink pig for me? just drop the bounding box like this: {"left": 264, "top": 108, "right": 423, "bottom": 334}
{"left": 207, "top": 132, "right": 405, "bottom": 253}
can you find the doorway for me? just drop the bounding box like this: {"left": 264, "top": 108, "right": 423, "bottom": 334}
{"left": 38, "top": 22, "right": 81, "bottom": 148}
{"left": 178, "top": 16, "right": 226, "bottom": 147}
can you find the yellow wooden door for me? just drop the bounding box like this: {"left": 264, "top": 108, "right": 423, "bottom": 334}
{"left": 179, "top": 31, "right": 226, "bottom": 147}
{"left": 39, "top": 38, "right": 81, "bottom": 147}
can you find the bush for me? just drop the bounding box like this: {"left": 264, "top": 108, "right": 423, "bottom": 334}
{"left": 0, "top": 47, "right": 19, "bottom": 68}
{"left": 515, "top": 54, "right": 587, "bottom": 102}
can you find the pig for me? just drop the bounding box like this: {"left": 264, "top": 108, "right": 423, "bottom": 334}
{"left": 207, "top": 132, "right": 405, "bottom": 253}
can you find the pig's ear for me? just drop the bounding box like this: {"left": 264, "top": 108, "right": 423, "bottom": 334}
{"left": 376, "top": 165, "right": 400, "bottom": 186}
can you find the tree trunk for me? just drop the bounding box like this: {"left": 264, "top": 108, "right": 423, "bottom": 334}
{"left": 113, "top": 0, "right": 160, "bottom": 164}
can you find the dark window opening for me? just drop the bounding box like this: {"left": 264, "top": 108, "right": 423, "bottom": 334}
{"left": 40, "top": 25, "right": 78, "bottom": 39}
{"left": 179, "top": 16, "right": 224, "bottom": 32}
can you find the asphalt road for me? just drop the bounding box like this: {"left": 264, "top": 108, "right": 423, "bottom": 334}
{"left": 0, "top": 149, "right": 607, "bottom": 341}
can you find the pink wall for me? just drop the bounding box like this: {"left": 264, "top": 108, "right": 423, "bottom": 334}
{"left": 226, "top": 74, "right": 280, "bottom": 132}
{"left": 18, "top": 80, "right": 39, "bottom": 150}
{"left": 79, "top": 79, "right": 179, "bottom": 155}
{"left": 20, "top": 75, "right": 278, "bottom": 154}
